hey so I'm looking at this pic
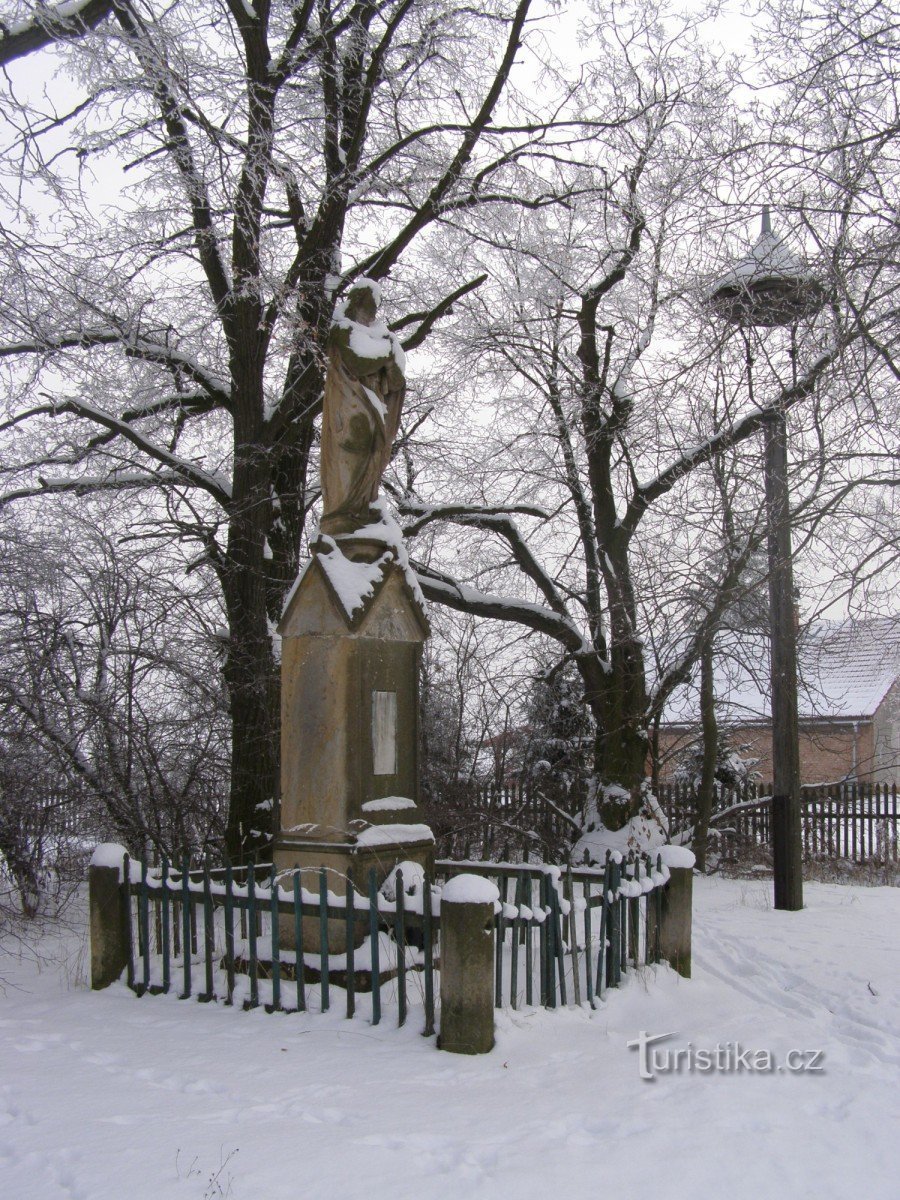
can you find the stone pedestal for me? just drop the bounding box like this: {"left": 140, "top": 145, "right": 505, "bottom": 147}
{"left": 275, "top": 523, "right": 432, "bottom": 954}
{"left": 648, "top": 866, "right": 693, "bottom": 978}
{"left": 274, "top": 834, "right": 434, "bottom": 954}
{"left": 439, "top": 875, "right": 498, "bottom": 1054}
{"left": 89, "top": 857, "right": 130, "bottom": 990}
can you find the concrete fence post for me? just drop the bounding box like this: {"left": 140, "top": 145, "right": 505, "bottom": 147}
{"left": 649, "top": 856, "right": 694, "bottom": 978}
{"left": 439, "top": 874, "right": 498, "bottom": 1054}
{"left": 89, "top": 844, "right": 130, "bottom": 991}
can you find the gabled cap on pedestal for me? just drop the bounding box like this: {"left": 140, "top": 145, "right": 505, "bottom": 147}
{"left": 279, "top": 538, "right": 429, "bottom": 641}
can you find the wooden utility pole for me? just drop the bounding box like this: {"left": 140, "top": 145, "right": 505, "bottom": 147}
{"left": 764, "top": 407, "right": 804, "bottom": 910}
{"left": 707, "top": 206, "right": 821, "bottom": 912}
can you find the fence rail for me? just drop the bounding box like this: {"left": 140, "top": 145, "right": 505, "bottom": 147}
{"left": 107, "top": 850, "right": 676, "bottom": 1034}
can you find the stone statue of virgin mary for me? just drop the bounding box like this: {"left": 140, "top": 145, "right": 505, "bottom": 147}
{"left": 319, "top": 279, "right": 406, "bottom": 537}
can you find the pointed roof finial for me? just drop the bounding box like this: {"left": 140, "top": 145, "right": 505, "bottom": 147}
{"left": 761, "top": 204, "right": 772, "bottom": 236}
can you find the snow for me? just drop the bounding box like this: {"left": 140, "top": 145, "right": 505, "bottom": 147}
{"left": 440, "top": 874, "right": 501, "bottom": 905}
{"left": 347, "top": 321, "right": 395, "bottom": 363}
{"left": 282, "top": 500, "right": 427, "bottom": 624}
{"left": 380, "top": 860, "right": 426, "bottom": 901}
{"left": 88, "top": 843, "right": 129, "bottom": 880}
{"left": 2, "top": 877, "right": 898, "bottom": 1199}
{"left": 573, "top": 784, "right": 669, "bottom": 863}
{"left": 336, "top": 498, "right": 427, "bottom": 612}
{"left": 2, "top": 1, "right": 100, "bottom": 36}
{"left": 362, "top": 385, "right": 387, "bottom": 424}
{"left": 361, "top": 796, "right": 417, "bottom": 813}
{"left": 708, "top": 228, "right": 812, "bottom": 296}
{"left": 657, "top": 845, "right": 696, "bottom": 869}
{"left": 315, "top": 536, "right": 394, "bottom": 619}
{"left": 331, "top": 279, "right": 405, "bottom": 373}
{"left": 354, "top": 823, "right": 434, "bottom": 847}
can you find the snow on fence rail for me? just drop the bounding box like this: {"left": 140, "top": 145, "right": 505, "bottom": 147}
{"left": 90, "top": 849, "right": 685, "bottom": 1037}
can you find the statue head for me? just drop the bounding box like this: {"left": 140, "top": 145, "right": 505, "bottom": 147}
{"left": 344, "top": 279, "right": 380, "bottom": 325}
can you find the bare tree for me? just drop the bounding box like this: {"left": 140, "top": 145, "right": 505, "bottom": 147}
{"left": 0, "top": 506, "right": 230, "bottom": 869}
{"left": 0, "top": 0, "right": 585, "bottom": 860}
{"left": 397, "top": 2, "right": 898, "bottom": 838}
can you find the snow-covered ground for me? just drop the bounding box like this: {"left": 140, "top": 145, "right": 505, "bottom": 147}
{"left": 1, "top": 876, "right": 897, "bottom": 1199}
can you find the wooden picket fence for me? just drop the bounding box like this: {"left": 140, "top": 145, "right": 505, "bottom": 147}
{"left": 658, "top": 781, "right": 900, "bottom": 864}
{"left": 425, "top": 778, "right": 584, "bottom": 860}
{"left": 433, "top": 856, "right": 670, "bottom": 1011}
{"left": 426, "top": 779, "right": 899, "bottom": 865}
{"left": 116, "top": 850, "right": 674, "bottom": 1034}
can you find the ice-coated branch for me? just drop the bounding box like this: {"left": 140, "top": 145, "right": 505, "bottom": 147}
{"left": 0, "top": 331, "right": 232, "bottom": 409}
{"left": 356, "top": 0, "right": 534, "bottom": 281}
{"left": 12, "top": 396, "right": 232, "bottom": 507}
{"left": 390, "top": 274, "right": 489, "bottom": 352}
{"left": 113, "top": 3, "right": 233, "bottom": 317}
{"left": 402, "top": 501, "right": 568, "bottom": 621}
{"left": 624, "top": 342, "right": 843, "bottom": 535}
{"left": 399, "top": 500, "right": 548, "bottom": 537}
{"left": 0, "top": 468, "right": 184, "bottom": 510}
{"left": 646, "top": 536, "right": 761, "bottom": 722}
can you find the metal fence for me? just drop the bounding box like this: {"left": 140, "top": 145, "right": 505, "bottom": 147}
{"left": 114, "top": 850, "right": 675, "bottom": 1034}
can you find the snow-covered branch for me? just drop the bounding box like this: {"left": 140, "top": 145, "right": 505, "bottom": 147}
{"left": 399, "top": 500, "right": 548, "bottom": 537}
{"left": 0, "top": 0, "right": 113, "bottom": 66}
{"left": 0, "top": 467, "right": 185, "bottom": 509}
{"left": 0, "top": 331, "right": 232, "bottom": 408}
{"left": 402, "top": 501, "right": 569, "bottom": 620}
{"left": 414, "top": 563, "right": 590, "bottom": 658}
{"left": 391, "top": 274, "right": 488, "bottom": 352}
{"left": 11, "top": 396, "right": 232, "bottom": 507}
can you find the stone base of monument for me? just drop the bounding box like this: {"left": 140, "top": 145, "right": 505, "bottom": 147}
{"left": 274, "top": 829, "right": 434, "bottom": 954}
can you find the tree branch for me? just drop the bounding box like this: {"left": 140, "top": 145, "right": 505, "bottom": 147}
{"left": 16, "top": 395, "right": 233, "bottom": 507}
{"left": 623, "top": 344, "right": 844, "bottom": 534}
{"left": 356, "top": 0, "right": 534, "bottom": 280}
{"left": 413, "top": 562, "right": 591, "bottom": 658}
{"left": 0, "top": 0, "right": 113, "bottom": 67}
{"left": 391, "top": 274, "right": 488, "bottom": 351}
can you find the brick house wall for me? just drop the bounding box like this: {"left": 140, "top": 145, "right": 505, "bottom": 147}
{"left": 873, "top": 679, "right": 900, "bottom": 782}
{"left": 657, "top": 719, "right": 880, "bottom": 786}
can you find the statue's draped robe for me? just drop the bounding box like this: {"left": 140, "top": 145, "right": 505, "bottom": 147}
{"left": 320, "top": 320, "right": 405, "bottom": 535}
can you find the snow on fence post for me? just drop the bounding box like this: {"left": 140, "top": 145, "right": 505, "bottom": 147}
{"left": 647, "top": 847, "right": 695, "bottom": 979}
{"left": 439, "top": 874, "right": 498, "bottom": 1055}
{"left": 89, "top": 843, "right": 131, "bottom": 990}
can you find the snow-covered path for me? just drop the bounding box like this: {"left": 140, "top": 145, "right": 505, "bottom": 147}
{"left": 1, "top": 878, "right": 897, "bottom": 1199}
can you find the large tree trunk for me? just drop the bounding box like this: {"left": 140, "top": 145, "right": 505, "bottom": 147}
{"left": 221, "top": 410, "right": 280, "bottom": 865}
{"left": 581, "top": 651, "right": 650, "bottom": 829}
{"left": 585, "top": 537, "right": 649, "bottom": 829}
{"left": 221, "top": 601, "right": 279, "bottom": 866}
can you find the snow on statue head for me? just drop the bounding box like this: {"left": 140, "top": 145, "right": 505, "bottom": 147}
{"left": 320, "top": 278, "right": 406, "bottom": 537}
